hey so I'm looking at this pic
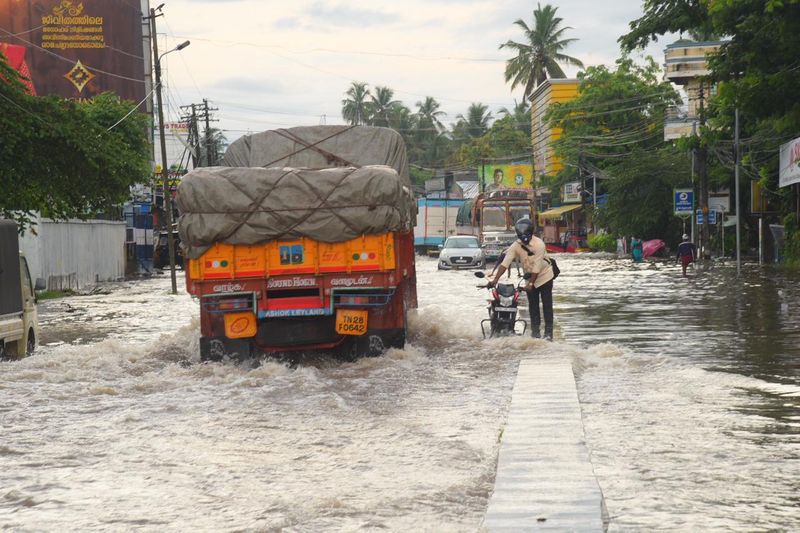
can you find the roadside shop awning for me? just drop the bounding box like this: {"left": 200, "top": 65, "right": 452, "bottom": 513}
{"left": 539, "top": 204, "right": 582, "bottom": 219}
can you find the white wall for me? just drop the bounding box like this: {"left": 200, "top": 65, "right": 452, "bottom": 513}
{"left": 19, "top": 218, "right": 127, "bottom": 290}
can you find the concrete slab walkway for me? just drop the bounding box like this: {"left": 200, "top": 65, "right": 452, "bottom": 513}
{"left": 483, "top": 359, "right": 607, "bottom": 531}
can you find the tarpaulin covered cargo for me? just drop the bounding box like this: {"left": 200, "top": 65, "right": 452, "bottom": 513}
{"left": 222, "top": 125, "right": 410, "bottom": 185}
{"left": 176, "top": 165, "right": 414, "bottom": 259}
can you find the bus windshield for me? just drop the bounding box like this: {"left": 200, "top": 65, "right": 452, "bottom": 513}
{"left": 482, "top": 206, "right": 507, "bottom": 231}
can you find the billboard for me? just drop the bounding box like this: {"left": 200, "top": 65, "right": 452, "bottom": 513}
{"left": 0, "top": 0, "right": 146, "bottom": 102}
{"left": 480, "top": 161, "right": 533, "bottom": 193}
{"left": 674, "top": 188, "right": 694, "bottom": 216}
{"left": 779, "top": 137, "right": 800, "bottom": 188}
{"left": 562, "top": 181, "right": 582, "bottom": 203}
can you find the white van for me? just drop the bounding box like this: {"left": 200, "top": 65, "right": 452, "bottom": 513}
{"left": 1, "top": 220, "right": 39, "bottom": 359}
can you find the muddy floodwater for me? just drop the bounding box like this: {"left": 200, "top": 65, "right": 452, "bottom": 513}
{"left": 1, "top": 255, "right": 798, "bottom": 531}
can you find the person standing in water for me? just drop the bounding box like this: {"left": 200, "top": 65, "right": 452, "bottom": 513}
{"left": 488, "top": 218, "right": 554, "bottom": 340}
{"left": 676, "top": 234, "right": 697, "bottom": 276}
{"left": 631, "top": 237, "right": 644, "bottom": 263}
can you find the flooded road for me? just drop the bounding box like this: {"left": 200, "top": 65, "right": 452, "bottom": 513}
{"left": 1, "top": 256, "right": 798, "bottom": 531}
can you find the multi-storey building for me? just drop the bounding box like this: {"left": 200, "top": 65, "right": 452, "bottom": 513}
{"left": 663, "top": 40, "right": 723, "bottom": 140}
{"left": 530, "top": 78, "right": 579, "bottom": 183}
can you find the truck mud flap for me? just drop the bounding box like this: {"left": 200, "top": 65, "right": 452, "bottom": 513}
{"left": 200, "top": 336, "right": 253, "bottom": 362}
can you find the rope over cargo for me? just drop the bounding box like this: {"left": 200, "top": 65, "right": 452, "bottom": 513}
{"left": 177, "top": 165, "right": 414, "bottom": 259}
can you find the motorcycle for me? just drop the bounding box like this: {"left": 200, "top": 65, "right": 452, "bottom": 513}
{"left": 474, "top": 271, "right": 530, "bottom": 338}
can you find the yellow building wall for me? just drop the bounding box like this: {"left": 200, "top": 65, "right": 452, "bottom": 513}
{"left": 530, "top": 80, "right": 578, "bottom": 182}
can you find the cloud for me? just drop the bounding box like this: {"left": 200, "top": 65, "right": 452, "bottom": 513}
{"left": 304, "top": 2, "right": 398, "bottom": 27}
{"left": 273, "top": 17, "right": 302, "bottom": 30}
{"left": 208, "top": 77, "right": 285, "bottom": 95}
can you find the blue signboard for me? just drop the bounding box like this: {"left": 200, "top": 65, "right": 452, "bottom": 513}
{"left": 696, "top": 209, "right": 717, "bottom": 225}
{"left": 674, "top": 189, "right": 694, "bottom": 215}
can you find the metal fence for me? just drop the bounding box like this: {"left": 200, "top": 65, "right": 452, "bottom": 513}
{"left": 19, "top": 218, "right": 126, "bottom": 291}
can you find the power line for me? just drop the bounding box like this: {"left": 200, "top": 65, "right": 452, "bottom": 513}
{"left": 0, "top": 28, "right": 146, "bottom": 84}
{"left": 107, "top": 85, "right": 156, "bottom": 131}
{"left": 172, "top": 35, "right": 506, "bottom": 64}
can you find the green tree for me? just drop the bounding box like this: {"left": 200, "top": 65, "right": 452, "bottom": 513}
{"left": 500, "top": 3, "right": 584, "bottom": 100}
{"left": 455, "top": 102, "right": 493, "bottom": 138}
{"left": 545, "top": 57, "right": 685, "bottom": 240}
{"left": 451, "top": 115, "right": 532, "bottom": 167}
{"left": 368, "top": 86, "right": 399, "bottom": 127}
{"left": 498, "top": 98, "right": 532, "bottom": 137}
{"left": 596, "top": 146, "right": 690, "bottom": 240}
{"left": 546, "top": 57, "right": 680, "bottom": 167}
{"left": 1, "top": 57, "right": 150, "bottom": 230}
{"left": 341, "top": 81, "right": 371, "bottom": 125}
{"left": 620, "top": 0, "right": 800, "bottom": 258}
{"left": 415, "top": 96, "right": 446, "bottom": 133}
{"left": 199, "top": 127, "right": 228, "bottom": 166}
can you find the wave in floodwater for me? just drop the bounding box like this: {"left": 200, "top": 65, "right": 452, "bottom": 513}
{"left": 1, "top": 257, "right": 798, "bottom": 531}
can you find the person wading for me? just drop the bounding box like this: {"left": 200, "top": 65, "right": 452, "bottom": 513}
{"left": 676, "top": 233, "right": 697, "bottom": 276}
{"left": 488, "top": 218, "right": 555, "bottom": 340}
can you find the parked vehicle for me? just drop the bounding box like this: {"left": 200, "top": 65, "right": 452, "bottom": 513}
{"left": 474, "top": 271, "right": 528, "bottom": 338}
{"left": 153, "top": 229, "right": 184, "bottom": 269}
{"left": 545, "top": 230, "right": 590, "bottom": 253}
{"left": 437, "top": 235, "right": 485, "bottom": 270}
{"left": 414, "top": 198, "right": 464, "bottom": 255}
{"left": 457, "top": 189, "right": 536, "bottom": 260}
{"left": 178, "top": 126, "right": 418, "bottom": 361}
{"left": 0, "top": 220, "right": 39, "bottom": 359}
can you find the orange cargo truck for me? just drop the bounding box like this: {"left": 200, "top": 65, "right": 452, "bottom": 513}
{"left": 177, "top": 126, "right": 417, "bottom": 360}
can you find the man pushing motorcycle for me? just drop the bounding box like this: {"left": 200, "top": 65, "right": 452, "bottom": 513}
{"left": 487, "top": 218, "right": 555, "bottom": 340}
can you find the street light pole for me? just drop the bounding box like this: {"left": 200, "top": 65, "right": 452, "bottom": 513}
{"left": 147, "top": 6, "right": 189, "bottom": 294}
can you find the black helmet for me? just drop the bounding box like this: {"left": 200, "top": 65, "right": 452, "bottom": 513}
{"left": 514, "top": 217, "right": 534, "bottom": 244}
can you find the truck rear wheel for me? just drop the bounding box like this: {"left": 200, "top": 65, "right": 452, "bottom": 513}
{"left": 339, "top": 329, "right": 405, "bottom": 359}
{"left": 26, "top": 329, "right": 35, "bottom": 355}
{"left": 199, "top": 337, "right": 253, "bottom": 362}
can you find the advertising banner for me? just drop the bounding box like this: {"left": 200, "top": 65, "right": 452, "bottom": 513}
{"left": 562, "top": 181, "right": 582, "bottom": 203}
{"left": 0, "top": 0, "right": 146, "bottom": 101}
{"left": 480, "top": 161, "right": 533, "bottom": 193}
{"left": 779, "top": 137, "right": 800, "bottom": 188}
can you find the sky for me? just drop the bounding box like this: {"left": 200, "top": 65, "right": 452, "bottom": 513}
{"left": 155, "top": 0, "right": 671, "bottom": 143}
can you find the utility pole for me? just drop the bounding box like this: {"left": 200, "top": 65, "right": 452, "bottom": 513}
{"left": 180, "top": 103, "right": 199, "bottom": 168}
{"left": 202, "top": 98, "right": 219, "bottom": 165}
{"left": 734, "top": 108, "right": 742, "bottom": 276}
{"left": 690, "top": 121, "right": 696, "bottom": 247}
{"left": 145, "top": 6, "right": 190, "bottom": 295}
{"left": 697, "top": 81, "right": 710, "bottom": 261}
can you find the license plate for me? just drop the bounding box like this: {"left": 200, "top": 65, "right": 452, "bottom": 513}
{"left": 335, "top": 309, "right": 368, "bottom": 336}
{"left": 454, "top": 259, "right": 469, "bottom": 264}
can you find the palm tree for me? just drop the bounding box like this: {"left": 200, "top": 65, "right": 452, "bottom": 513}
{"left": 499, "top": 3, "right": 584, "bottom": 100}
{"left": 200, "top": 127, "right": 227, "bottom": 166}
{"left": 415, "top": 96, "right": 446, "bottom": 134}
{"left": 456, "top": 102, "right": 493, "bottom": 138}
{"left": 498, "top": 98, "right": 532, "bottom": 136}
{"left": 368, "top": 86, "right": 399, "bottom": 127}
{"left": 341, "top": 81, "right": 371, "bottom": 125}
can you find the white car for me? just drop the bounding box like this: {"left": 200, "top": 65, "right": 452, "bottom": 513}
{"left": 438, "top": 236, "right": 485, "bottom": 270}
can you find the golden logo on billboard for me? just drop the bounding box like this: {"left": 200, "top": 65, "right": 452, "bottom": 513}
{"left": 41, "top": 1, "right": 105, "bottom": 51}
{"left": 63, "top": 60, "right": 95, "bottom": 93}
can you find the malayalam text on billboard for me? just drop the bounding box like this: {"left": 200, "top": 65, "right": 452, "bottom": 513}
{"left": 0, "top": 0, "right": 146, "bottom": 102}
